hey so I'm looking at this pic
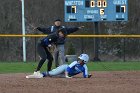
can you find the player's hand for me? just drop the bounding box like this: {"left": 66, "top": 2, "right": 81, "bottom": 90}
{"left": 33, "top": 27, "right": 37, "bottom": 31}
{"left": 78, "top": 26, "right": 85, "bottom": 29}
{"left": 88, "top": 74, "right": 92, "bottom": 78}
{"left": 65, "top": 75, "right": 72, "bottom": 78}
{"left": 36, "top": 27, "right": 41, "bottom": 31}
{"left": 48, "top": 44, "right": 52, "bottom": 47}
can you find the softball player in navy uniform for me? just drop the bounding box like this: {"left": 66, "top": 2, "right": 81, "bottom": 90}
{"left": 26, "top": 29, "right": 67, "bottom": 78}
{"left": 26, "top": 54, "right": 92, "bottom": 78}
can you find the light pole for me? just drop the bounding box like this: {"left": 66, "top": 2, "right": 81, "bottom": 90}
{"left": 21, "top": 0, "right": 26, "bottom": 62}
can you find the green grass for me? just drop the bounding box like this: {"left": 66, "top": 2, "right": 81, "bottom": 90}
{"left": 0, "top": 62, "right": 140, "bottom": 74}
{"left": 87, "top": 62, "right": 140, "bottom": 71}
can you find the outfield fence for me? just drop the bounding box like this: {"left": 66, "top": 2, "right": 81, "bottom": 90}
{"left": 0, "top": 34, "right": 140, "bottom": 62}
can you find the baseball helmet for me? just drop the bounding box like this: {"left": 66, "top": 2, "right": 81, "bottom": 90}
{"left": 78, "top": 54, "right": 89, "bottom": 63}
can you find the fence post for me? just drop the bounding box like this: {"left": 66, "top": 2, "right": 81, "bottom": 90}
{"left": 93, "top": 22, "right": 101, "bottom": 61}
{"left": 123, "top": 38, "right": 126, "bottom": 62}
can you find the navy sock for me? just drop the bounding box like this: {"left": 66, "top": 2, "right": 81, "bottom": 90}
{"left": 42, "top": 72, "right": 47, "bottom": 77}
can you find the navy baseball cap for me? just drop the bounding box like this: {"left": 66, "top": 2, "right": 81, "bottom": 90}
{"left": 54, "top": 19, "right": 61, "bottom": 22}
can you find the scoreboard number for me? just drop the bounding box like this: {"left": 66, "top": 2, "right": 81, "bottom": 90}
{"left": 100, "top": 9, "right": 104, "bottom": 15}
{"left": 103, "top": 1, "right": 107, "bottom": 7}
{"left": 121, "top": 6, "right": 126, "bottom": 13}
{"left": 72, "top": 6, "right": 76, "bottom": 13}
{"left": 97, "top": 0, "right": 102, "bottom": 7}
{"left": 90, "top": 0, "right": 95, "bottom": 7}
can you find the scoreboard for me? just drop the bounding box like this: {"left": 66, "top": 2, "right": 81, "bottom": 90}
{"left": 64, "top": 0, "right": 128, "bottom": 22}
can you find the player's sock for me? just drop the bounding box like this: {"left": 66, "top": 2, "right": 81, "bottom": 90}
{"left": 42, "top": 72, "right": 47, "bottom": 77}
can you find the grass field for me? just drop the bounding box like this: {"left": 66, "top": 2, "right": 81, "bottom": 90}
{"left": 0, "top": 62, "right": 140, "bottom": 74}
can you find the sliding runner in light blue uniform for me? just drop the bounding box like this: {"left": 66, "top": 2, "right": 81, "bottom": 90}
{"left": 26, "top": 54, "right": 92, "bottom": 78}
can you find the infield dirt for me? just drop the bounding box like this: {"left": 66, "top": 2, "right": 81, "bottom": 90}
{"left": 0, "top": 71, "right": 140, "bottom": 93}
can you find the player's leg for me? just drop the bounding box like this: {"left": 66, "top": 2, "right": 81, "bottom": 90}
{"left": 42, "top": 64, "right": 68, "bottom": 77}
{"left": 45, "top": 48, "right": 53, "bottom": 71}
{"left": 26, "top": 43, "right": 47, "bottom": 79}
{"left": 35, "top": 43, "right": 48, "bottom": 71}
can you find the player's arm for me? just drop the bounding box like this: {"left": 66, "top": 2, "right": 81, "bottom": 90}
{"left": 47, "top": 33, "right": 58, "bottom": 43}
{"left": 83, "top": 65, "right": 92, "bottom": 78}
{"left": 83, "top": 65, "right": 90, "bottom": 78}
{"left": 42, "top": 33, "right": 58, "bottom": 47}
{"left": 65, "top": 26, "right": 84, "bottom": 34}
{"left": 36, "top": 27, "right": 51, "bottom": 34}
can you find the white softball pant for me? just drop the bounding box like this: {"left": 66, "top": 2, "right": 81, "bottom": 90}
{"left": 48, "top": 64, "right": 68, "bottom": 76}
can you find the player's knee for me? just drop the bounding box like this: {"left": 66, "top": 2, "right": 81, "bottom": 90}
{"left": 41, "top": 56, "right": 47, "bottom": 61}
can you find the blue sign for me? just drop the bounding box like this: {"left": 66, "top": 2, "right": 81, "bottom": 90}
{"left": 64, "top": 0, "right": 128, "bottom": 22}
